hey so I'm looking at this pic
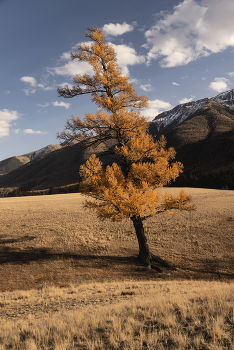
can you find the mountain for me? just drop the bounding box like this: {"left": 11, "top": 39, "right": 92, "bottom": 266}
{"left": 149, "top": 89, "right": 234, "bottom": 189}
{"left": 0, "top": 140, "right": 117, "bottom": 196}
{"left": 0, "top": 90, "right": 233, "bottom": 195}
{"left": 150, "top": 89, "right": 234, "bottom": 138}
{"left": 0, "top": 144, "right": 63, "bottom": 175}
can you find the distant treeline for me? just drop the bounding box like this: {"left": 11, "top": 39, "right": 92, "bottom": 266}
{"left": 7, "top": 184, "right": 80, "bottom": 197}
{"left": 3, "top": 171, "right": 233, "bottom": 197}
{"left": 170, "top": 170, "right": 234, "bottom": 190}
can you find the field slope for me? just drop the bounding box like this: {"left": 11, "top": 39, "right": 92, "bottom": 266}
{"left": 0, "top": 187, "right": 233, "bottom": 293}
{"left": 0, "top": 188, "right": 233, "bottom": 349}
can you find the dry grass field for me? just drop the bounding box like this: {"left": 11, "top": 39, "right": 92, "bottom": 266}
{"left": 0, "top": 188, "right": 233, "bottom": 349}
{"left": 0, "top": 280, "right": 233, "bottom": 349}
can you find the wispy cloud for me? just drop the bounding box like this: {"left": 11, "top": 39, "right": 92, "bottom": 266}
{"left": 0, "top": 109, "right": 21, "bottom": 138}
{"left": 227, "top": 72, "right": 234, "bottom": 78}
{"left": 37, "top": 102, "right": 49, "bottom": 107}
{"left": 145, "top": 0, "right": 234, "bottom": 67}
{"left": 59, "top": 82, "right": 73, "bottom": 89}
{"left": 20, "top": 76, "right": 54, "bottom": 95}
{"left": 52, "top": 101, "right": 71, "bottom": 109}
{"left": 209, "top": 77, "right": 229, "bottom": 92}
{"left": 140, "top": 84, "right": 154, "bottom": 92}
{"left": 23, "top": 129, "right": 48, "bottom": 134}
{"left": 102, "top": 22, "right": 137, "bottom": 36}
{"left": 172, "top": 82, "right": 180, "bottom": 86}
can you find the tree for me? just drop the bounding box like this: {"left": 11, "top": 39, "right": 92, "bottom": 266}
{"left": 57, "top": 26, "right": 196, "bottom": 269}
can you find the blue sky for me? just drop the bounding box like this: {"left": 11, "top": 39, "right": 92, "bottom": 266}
{"left": 1, "top": 0, "right": 234, "bottom": 161}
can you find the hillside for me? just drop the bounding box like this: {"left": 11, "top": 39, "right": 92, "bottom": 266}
{"left": 163, "top": 101, "right": 234, "bottom": 171}
{"left": 0, "top": 152, "right": 33, "bottom": 175}
{"left": 0, "top": 90, "right": 234, "bottom": 194}
{"left": 0, "top": 144, "right": 63, "bottom": 175}
{"left": 0, "top": 188, "right": 233, "bottom": 293}
{"left": 0, "top": 140, "right": 117, "bottom": 196}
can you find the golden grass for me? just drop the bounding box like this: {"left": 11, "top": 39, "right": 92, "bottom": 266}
{"left": 0, "top": 188, "right": 233, "bottom": 292}
{"left": 0, "top": 280, "right": 233, "bottom": 349}
{"left": 0, "top": 188, "right": 233, "bottom": 348}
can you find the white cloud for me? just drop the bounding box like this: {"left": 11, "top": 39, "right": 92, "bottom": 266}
{"left": 21, "top": 76, "right": 54, "bottom": 94}
{"left": 37, "top": 102, "right": 49, "bottom": 107}
{"left": 145, "top": 0, "right": 234, "bottom": 67}
{"left": 60, "top": 52, "right": 71, "bottom": 60}
{"left": 140, "top": 84, "right": 154, "bottom": 92}
{"left": 172, "top": 82, "right": 180, "bottom": 86}
{"left": 52, "top": 101, "right": 71, "bottom": 109}
{"left": 111, "top": 43, "right": 145, "bottom": 76}
{"left": 0, "top": 109, "right": 21, "bottom": 138}
{"left": 21, "top": 76, "right": 37, "bottom": 87}
{"left": 179, "top": 96, "right": 195, "bottom": 104}
{"left": 102, "top": 22, "right": 136, "bottom": 36}
{"left": 22, "top": 89, "right": 36, "bottom": 96}
{"left": 59, "top": 82, "right": 73, "bottom": 89}
{"left": 37, "top": 84, "right": 54, "bottom": 91}
{"left": 227, "top": 72, "right": 234, "bottom": 78}
{"left": 209, "top": 77, "right": 229, "bottom": 92}
{"left": 141, "top": 99, "right": 173, "bottom": 120}
{"left": 23, "top": 129, "right": 48, "bottom": 134}
{"left": 48, "top": 60, "right": 93, "bottom": 77}
{"left": 48, "top": 40, "right": 144, "bottom": 79}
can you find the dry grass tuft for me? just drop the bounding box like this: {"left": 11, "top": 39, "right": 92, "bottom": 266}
{"left": 0, "top": 280, "right": 233, "bottom": 349}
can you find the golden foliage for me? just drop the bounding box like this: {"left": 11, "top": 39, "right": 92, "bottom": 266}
{"left": 58, "top": 26, "right": 195, "bottom": 222}
{"left": 79, "top": 155, "right": 195, "bottom": 221}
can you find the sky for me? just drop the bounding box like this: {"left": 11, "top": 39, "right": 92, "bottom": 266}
{"left": 1, "top": 0, "right": 234, "bottom": 161}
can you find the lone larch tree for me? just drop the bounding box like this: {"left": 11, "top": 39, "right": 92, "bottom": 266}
{"left": 57, "top": 26, "right": 196, "bottom": 269}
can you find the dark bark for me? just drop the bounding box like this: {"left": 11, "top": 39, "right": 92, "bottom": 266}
{"left": 130, "top": 215, "right": 151, "bottom": 268}
{"left": 130, "top": 216, "right": 178, "bottom": 272}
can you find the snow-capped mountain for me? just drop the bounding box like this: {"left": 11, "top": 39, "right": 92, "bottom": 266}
{"left": 151, "top": 89, "right": 234, "bottom": 137}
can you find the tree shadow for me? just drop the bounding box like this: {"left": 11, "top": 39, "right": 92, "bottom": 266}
{"left": 182, "top": 257, "right": 234, "bottom": 279}
{"left": 0, "top": 235, "right": 36, "bottom": 244}
{"left": 0, "top": 244, "right": 233, "bottom": 280}
{"left": 0, "top": 245, "right": 140, "bottom": 267}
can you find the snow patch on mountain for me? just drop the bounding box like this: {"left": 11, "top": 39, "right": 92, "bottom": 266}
{"left": 211, "top": 89, "right": 234, "bottom": 110}
{"left": 30, "top": 144, "right": 62, "bottom": 162}
{"left": 152, "top": 89, "right": 234, "bottom": 136}
{"left": 30, "top": 146, "right": 48, "bottom": 161}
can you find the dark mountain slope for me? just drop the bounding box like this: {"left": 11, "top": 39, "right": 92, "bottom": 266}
{"left": 0, "top": 144, "right": 63, "bottom": 175}
{"left": 0, "top": 140, "right": 117, "bottom": 195}
{"left": 0, "top": 153, "right": 33, "bottom": 175}
{"left": 165, "top": 101, "right": 234, "bottom": 173}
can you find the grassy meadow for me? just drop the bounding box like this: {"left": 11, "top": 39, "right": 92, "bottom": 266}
{"left": 0, "top": 188, "right": 233, "bottom": 349}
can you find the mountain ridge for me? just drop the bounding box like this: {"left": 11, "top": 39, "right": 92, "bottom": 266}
{"left": 151, "top": 89, "right": 234, "bottom": 138}
{"left": 0, "top": 89, "right": 233, "bottom": 195}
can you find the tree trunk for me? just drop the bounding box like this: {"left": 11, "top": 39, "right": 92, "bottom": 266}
{"left": 130, "top": 215, "right": 151, "bottom": 268}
